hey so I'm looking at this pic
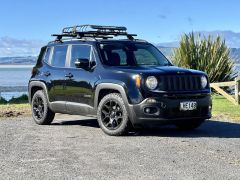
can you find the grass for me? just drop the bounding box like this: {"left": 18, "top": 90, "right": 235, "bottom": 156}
{"left": 212, "top": 95, "right": 240, "bottom": 121}
{"left": 0, "top": 103, "right": 31, "bottom": 118}
{"left": 0, "top": 95, "right": 240, "bottom": 121}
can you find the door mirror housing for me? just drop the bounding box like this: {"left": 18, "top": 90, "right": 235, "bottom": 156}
{"left": 75, "top": 58, "right": 90, "bottom": 70}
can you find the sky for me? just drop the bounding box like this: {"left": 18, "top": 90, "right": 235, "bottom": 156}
{"left": 0, "top": 0, "right": 240, "bottom": 56}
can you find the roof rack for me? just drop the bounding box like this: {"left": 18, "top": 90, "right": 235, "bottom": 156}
{"left": 52, "top": 25, "right": 137, "bottom": 41}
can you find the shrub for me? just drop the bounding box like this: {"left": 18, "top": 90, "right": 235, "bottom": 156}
{"left": 172, "top": 32, "right": 235, "bottom": 83}
{"left": 8, "top": 94, "right": 29, "bottom": 104}
{"left": 0, "top": 97, "right": 7, "bottom": 104}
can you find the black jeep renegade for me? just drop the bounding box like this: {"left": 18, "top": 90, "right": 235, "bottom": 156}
{"left": 28, "top": 25, "right": 212, "bottom": 136}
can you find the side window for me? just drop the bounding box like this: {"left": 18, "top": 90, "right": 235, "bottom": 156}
{"left": 51, "top": 45, "right": 68, "bottom": 67}
{"left": 43, "top": 47, "right": 52, "bottom": 63}
{"left": 70, "top": 45, "right": 91, "bottom": 68}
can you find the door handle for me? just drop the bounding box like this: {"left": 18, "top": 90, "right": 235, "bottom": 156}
{"left": 65, "top": 73, "right": 73, "bottom": 78}
{"left": 44, "top": 71, "right": 51, "bottom": 76}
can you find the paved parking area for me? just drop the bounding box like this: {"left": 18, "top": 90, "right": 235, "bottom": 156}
{"left": 0, "top": 115, "right": 240, "bottom": 179}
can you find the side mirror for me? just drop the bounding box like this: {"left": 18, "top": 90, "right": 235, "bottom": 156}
{"left": 75, "top": 58, "right": 90, "bottom": 70}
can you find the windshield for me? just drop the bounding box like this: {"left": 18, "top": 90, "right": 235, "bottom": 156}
{"left": 99, "top": 43, "right": 171, "bottom": 66}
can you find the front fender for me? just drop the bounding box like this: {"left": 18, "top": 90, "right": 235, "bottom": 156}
{"left": 94, "top": 82, "right": 128, "bottom": 109}
{"left": 94, "top": 82, "right": 136, "bottom": 125}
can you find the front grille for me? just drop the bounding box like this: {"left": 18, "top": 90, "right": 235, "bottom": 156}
{"left": 159, "top": 75, "right": 202, "bottom": 91}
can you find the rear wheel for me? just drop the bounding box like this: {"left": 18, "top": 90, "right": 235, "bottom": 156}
{"left": 31, "top": 90, "right": 55, "bottom": 125}
{"left": 175, "top": 119, "right": 205, "bottom": 130}
{"left": 97, "top": 93, "right": 131, "bottom": 136}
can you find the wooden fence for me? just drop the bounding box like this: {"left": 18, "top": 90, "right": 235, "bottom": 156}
{"left": 210, "top": 77, "right": 240, "bottom": 105}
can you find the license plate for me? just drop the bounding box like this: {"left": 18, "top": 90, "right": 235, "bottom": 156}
{"left": 180, "top": 101, "right": 197, "bottom": 111}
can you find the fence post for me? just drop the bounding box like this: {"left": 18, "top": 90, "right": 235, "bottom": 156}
{"left": 235, "top": 77, "right": 240, "bottom": 105}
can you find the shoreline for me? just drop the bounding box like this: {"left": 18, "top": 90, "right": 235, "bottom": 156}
{"left": 0, "top": 64, "right": 34, "bottom": 68}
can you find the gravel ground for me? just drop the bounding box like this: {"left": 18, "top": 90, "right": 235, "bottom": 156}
{"left": 0, "top": 114, "right": 240, "bottom": 180}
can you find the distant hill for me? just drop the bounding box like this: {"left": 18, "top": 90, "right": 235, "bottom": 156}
{"left": 158, "top": 47, "right": 240, "bottom": 64}
{"left": 157, "top": 30, "right": 240, "bottom": 48}
{"left": 0, "top": 47, "right": 239, "bottom": 65}
{"left": 0, "top": 56, "right": 37, "bottom": 65}
{"left": 230, "top": 48, "right": 240, "bottom": 63}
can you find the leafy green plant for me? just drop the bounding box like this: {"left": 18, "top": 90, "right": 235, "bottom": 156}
{"left": 172, "top": 32, "right": 235, "bottom": 82}
{"left": 8, "top": 94, "right": 29, "bottom": 104}
{"left": 0, "top": 97, "right": 7, "bottom": 104}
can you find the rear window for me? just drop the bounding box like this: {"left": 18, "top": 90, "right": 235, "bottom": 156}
{"left": 43, "top": 47, "right": 52, "bottom": 64}
{"left": 51, "top": 45, "right": 68, "bottom": 67}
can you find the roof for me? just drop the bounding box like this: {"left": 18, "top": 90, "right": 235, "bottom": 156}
{"left": 48, "top": 38, "right": 149, "bottom": 46}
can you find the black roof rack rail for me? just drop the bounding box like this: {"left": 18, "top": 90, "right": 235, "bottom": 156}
{"left": 52, "top": 25, "right": 137, "bottom": 41}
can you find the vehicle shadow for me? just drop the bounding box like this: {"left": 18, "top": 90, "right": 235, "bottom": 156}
{"left": 52, "top": 119, "right": 100, "bottom": 128}
{"left": 52, "top": 119, "right": 240, "bottom": 138}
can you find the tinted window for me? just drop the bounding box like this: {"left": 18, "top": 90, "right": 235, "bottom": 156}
{"left": 70, "top": 45, "right": 91, "bottom": 67}
{"left": 43, "top": 47, "right": 51, "bottom": 63}
{"left": 112, "top": 49, "right": 127, "bottom": 65}
{"left": 100, "top": 43, "right": 170, "bottom": 66}
{"left": 51, "top": 46, "right": 68, "bottom": 67}
{"left": 134, "top": 48, "right": 157, "bottom": 65}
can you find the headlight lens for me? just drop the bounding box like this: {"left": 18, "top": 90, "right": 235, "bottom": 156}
{"left": 146, "top": 76, "right": 158, "bottom": 90}
{"left": 201, "top": 76, "right": 208, "bottom": 89}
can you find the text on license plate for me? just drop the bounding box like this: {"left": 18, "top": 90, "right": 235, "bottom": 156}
{"left": 180, "top": 101, "right": 197, "bottom": 111}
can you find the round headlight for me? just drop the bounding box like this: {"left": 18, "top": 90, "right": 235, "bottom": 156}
{"left": 146, "top": 76, "right": 158, "bottom": 90}
{"left": 201, "top": 76, "right": 208, "bottom": 89}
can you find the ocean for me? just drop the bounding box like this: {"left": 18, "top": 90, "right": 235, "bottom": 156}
{"left": 0, "top": 64, "right": 240, "bottom": 101}
{"left": 0, "top": 65, "right": 33, "bottom": 100}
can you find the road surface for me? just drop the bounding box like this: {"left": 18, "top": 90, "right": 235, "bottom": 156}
{"left": 0, "top": 114, "right": 240, "bottom": 179}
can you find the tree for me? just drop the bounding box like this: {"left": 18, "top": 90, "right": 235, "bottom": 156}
{"left": 172, "top": 32, "right": 235, "bottom": 83}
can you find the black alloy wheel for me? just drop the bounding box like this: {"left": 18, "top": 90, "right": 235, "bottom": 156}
{"left": 101, "top": 99, "right": 123, "bottom": 130}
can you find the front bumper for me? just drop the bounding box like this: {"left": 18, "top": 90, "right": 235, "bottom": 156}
{"left": 128, "top": 93, "right": 212, "bottom": 127}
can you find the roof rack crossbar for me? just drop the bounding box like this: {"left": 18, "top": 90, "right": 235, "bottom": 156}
{"left": 52, "top": 25, "right": 137, "bottom": 41}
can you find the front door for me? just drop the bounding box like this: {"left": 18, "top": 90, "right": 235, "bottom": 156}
{"left": 65, "top": 44, "right": 98, "bottom": 115}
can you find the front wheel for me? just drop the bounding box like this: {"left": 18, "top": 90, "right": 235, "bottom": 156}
{"left": 97, "top": 93, "right": 132, "bottom": 136}
{"left": 175, "top": 119, "right": 206, "bottom": 130}
{"left": 31, "top": 90, "right": 55, "bottom": 125}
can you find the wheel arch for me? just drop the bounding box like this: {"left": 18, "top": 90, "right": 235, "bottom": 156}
{"left": 28, "top": 81, "right": 50, "bottom": 104}
{"left": 94, "top": 83, "right": 129, "bottom": 109}
{"left": 94, "top": 83, "right": 135, "bottom": 124}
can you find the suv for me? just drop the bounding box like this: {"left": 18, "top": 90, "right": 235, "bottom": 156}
{"left": 28, "top": 25, "right": 212, "bottom": 136}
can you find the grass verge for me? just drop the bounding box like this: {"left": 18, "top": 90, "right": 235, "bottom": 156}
{"left": 212, "top": 95, "right": 240, "bottom": 121}
{"left": 0, "top": 103, "right": 31, "bottom": 118}
{"left": 0, "top": 95, "right": 240, "bottom": 121}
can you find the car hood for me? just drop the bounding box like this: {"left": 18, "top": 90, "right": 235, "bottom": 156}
{"left": 108, "top": 66, "right": 205, "bottom": 75}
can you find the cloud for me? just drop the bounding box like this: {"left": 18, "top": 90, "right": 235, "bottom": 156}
{"left": 0, "top": 37, "right": 46, "bottom": 57}
{"left": 158, "top": 14, "right": 167, "bottom": 19}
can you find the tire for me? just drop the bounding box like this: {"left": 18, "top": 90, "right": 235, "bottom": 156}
{"left": 97, "top": 93, "right": 131, "bottom": 136}
{"left": 175, "top": 119, "right": 205, "bottom": 130}
{"left": 31, "top": 90, "right": 55, "bottom": 125}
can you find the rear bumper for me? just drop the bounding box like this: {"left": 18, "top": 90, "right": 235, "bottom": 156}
{"left": 128, "top": 93, "right": 212, "bottom": 127}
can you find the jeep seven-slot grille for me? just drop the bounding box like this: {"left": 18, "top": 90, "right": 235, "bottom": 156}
{"left": 159, "top": 75, "right": 202, "bottom": 91}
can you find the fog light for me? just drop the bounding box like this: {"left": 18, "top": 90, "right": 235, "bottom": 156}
{"left": 144, "top": 107, "right": 158, "bottom": 114}
{"left": 145, "top": 108, "right": 151, "bottom": 113}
